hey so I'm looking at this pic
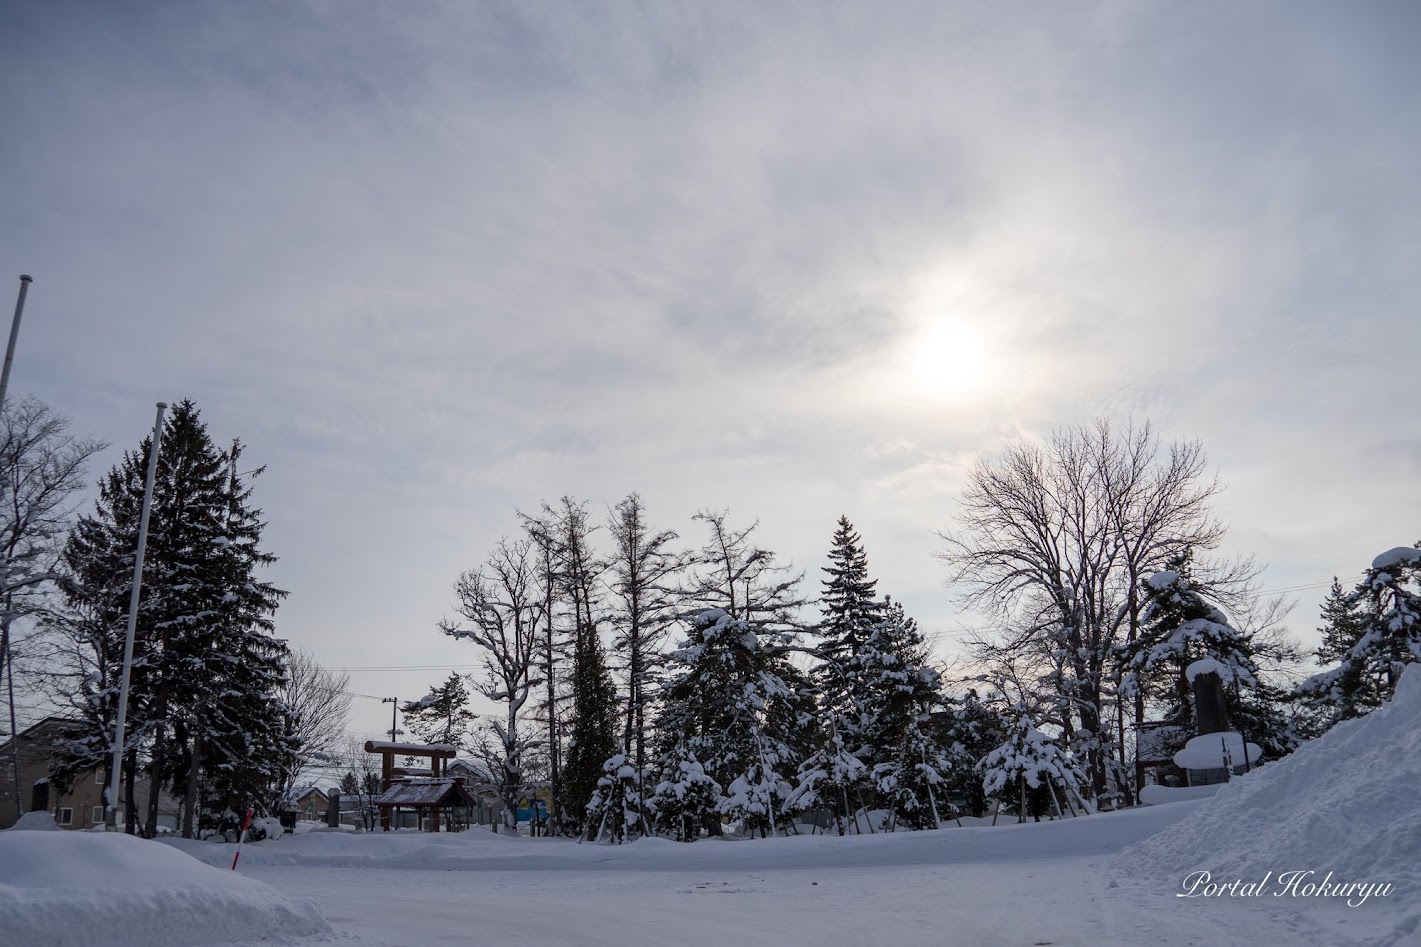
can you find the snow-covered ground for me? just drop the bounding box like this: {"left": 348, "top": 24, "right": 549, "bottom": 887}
{"left": 7, "top": 666, "right": 1418, "bottom": 946}
{"left": 2, "top": 799, "right": 1409, "bottom": 946}
{"left": 0, "top": 827, "right": 328, "bottom": 946}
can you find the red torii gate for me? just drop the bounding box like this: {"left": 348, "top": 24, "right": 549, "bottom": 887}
{"left": 364, "top": 740, "right": 459, "bottom": 831}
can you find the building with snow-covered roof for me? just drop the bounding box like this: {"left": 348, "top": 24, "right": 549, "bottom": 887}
{"left": 374, "top": 777, "right": 479, "bottom": 832}
{"left": 278, "top": 786, "right": 331, "bottom": 824}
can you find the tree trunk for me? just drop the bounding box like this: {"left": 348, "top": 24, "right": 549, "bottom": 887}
{"left": 182, "top": 732, "right": 202, "bottom": 838}
{"left": 123, "top": 749, "right": 138, "bottom": 835}
{"left": 145, "top": 714, "right": 166, "bottom": 838}
{"left": 544, "top": 623, "right": 560, "bottom": 836}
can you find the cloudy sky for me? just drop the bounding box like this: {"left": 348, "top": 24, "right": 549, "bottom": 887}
{"left": 3, "top": 1, "right": 1417, "bottom": 741}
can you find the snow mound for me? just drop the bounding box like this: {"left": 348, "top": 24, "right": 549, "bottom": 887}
{"left": 0, "top": 830, "right": 330, "bottom": 946}
{"left": 1185, "top": 656, "right": 1229, "bottom": 683}
{"left": 1171, "top": 731, "right": 1262, "bottom": 770}
{"left": 5, "top": 811, "right": 61, "bottom": 831}
{"left": 1119, "top": 664, "right": 1421, "bottom": 898}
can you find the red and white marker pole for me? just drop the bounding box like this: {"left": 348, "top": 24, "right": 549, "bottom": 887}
{"left": 230, "top": 807, "right": 255, "bottom": 870}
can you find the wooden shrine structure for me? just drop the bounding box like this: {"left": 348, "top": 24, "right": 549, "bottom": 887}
{"left": 363, "top": 740, "right": 474, "bottom": 832}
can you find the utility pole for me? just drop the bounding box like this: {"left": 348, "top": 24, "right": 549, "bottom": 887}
{"left": 105, "top": 402, "right": 168, "bottom": 830}
{"left": 382, "top": 697, "right": 399, "bottom": 743}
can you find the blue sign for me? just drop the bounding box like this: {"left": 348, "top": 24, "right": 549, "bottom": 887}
{"left": 516, "top": 799, "right": 548, "bottom": 822}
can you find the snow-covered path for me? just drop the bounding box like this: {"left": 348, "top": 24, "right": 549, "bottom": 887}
{"left": 243, "top": 856, "right": 1341, "bottom": 947}
{"left": 214, "top": 803, "right": 1387, "bottom": 947}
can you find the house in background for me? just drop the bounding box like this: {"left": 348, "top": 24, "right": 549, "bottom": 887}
{"left": 280, "top": 786, "right": 331, "bottom": 823}
{"left": 0, "top": 716, "right": 180, "bottom": 832}
{"left": 447, "top": 758, "right": 504, "bottom": 826}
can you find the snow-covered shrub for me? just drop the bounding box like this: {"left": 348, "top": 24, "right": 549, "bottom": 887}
{"left": 649, "top": 747, "right": 721, "bottom": 842}
{"left": 979, "top": 711, "right": 1086, "bottom": 822}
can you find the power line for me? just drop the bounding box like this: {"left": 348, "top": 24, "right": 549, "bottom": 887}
{"left": 329, "top": 664, "right": 482, "bottom": 673}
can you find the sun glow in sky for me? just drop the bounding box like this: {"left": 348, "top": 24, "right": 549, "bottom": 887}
{"left": 898, "top": 269, "right": 997, "bottom": 402}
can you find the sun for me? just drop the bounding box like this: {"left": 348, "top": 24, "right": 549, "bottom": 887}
{"left": 894, "top": 268, "right": 995, "bottom": 402}
{"left": 904, "top": 319, "right": 991, "bottom": 399}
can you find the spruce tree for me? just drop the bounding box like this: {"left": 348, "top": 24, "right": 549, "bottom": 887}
{"left": 786, "top": 716, "right": 867, "bottom": 834}
{"left": 816, "top": 517, "right": 884, "bottom": 755}
{"left": 54, "top": 402, "right": 288, "bottom": 833}
{"left": 936, "top": 689, "right": 1008, "bottom": 818}
{"left": 647, "top": 738, "right": 720, "bottom": 842}
{"left": 1315, "top": 577, "right": 1369, "bottom": 664}
{"left": 184, "top": 436, "right": 290, "bottom": 825}
{"left": 564, "top": 626, "right": 618, "bottom": 835}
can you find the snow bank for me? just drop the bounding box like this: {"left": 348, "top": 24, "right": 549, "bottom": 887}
{"left": 1138, "top": 783, "right": 1221, "bottom": 805}
{"left": 1120, "top": 664, "right": 1421, "bottom": 916}
{"left": 163, "top": 805, "right": 1203, "bottom": 874}
{"left": 0, "top": 830, "right": 330, "bottom": 946}
{"left": 7, "top": 811, "right": 61, "bottom": 831}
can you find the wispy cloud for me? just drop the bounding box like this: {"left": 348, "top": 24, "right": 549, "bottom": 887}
{"left": 2, "top": 1, "right": 1417, "bottom": 728}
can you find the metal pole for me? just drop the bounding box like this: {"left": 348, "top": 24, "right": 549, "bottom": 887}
{"left": 105, "top": 402, "right": 168, "bottom": 830}
{"left": 0, "top": 275, "right": 31, "bottom": 819}
{"left": 0, "top": 276, "right": 33, "bottom": 411}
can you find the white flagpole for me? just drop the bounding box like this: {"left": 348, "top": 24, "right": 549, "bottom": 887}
{"left": 105, "top": 402, "right": 168, "bottom": 831}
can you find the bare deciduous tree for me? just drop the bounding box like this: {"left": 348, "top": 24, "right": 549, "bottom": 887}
{"left": 0, "top": 397, "right": 105, "bottom": 815}
{"left": 271, "top": 648, "right": 352, "bottom": 818}
{"left": 937, "top": 419, "right": 1245, "bottom": 802}
{"left": 440, "top": 537, "right": 545, "bottom": 832}
{"left": 604, "top": 493, "right": 684, "bottom": 836}
{"left": 338, "top": 737, "right": 385, "bottom": 832}
{"left": 686, "top": 509, "right": 809, "bottom": 633}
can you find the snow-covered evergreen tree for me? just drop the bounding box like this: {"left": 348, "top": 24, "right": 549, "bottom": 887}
{"left": 647, "top": 740, "right": 720, "bottom": 841}
{"left": 937, "top": 689, "right": 1008, "bottom": 817}
{"left": 858, "top": 599, "right": 947, "bottom": 829}
{"left": 53, "top": 403, "right": 289, "bottom": 835}
{"left": 1315, "top": 577, "right": 1369, "bottom": 665}
{"left": 816, "top": 517, "right": 884, "bottom": 748}
{"left": 654, "top": 608, "right": 800, "bottom": 838}
{"left": 979, "top": 710, "right": 1085, "bottom": 822}
{"left": 1119, "top": 552, "right": 1266, "bottom": 746}
{"left": 584, "top": 752, "right": 645, "bottom": 843}
{"left": 785, "top": 717, "right": 867, "bottom": 834}
{"left": 1299, "top": 545, "right": 1421, "bottom": 728}
{"left": 401, "top": 673, "right": 476, "bottom": 747}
